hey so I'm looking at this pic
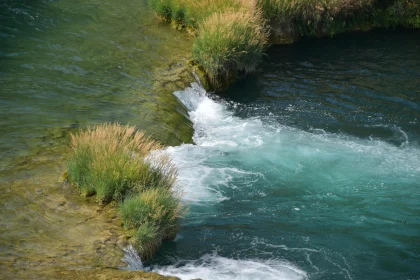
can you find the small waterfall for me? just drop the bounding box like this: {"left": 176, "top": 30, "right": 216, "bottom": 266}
{"left": 121, "top": 244, "right": 143, "bottom": 271}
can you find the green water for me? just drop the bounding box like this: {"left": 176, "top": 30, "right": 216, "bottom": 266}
{"left": 0, "top": 0, "right": 193, "bottom": 278}
{"left": 0, "top": 0, "right": 194, "bottom": 175}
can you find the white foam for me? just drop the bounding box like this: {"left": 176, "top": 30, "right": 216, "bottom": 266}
{"left": 167, "top": 83, "right": 420, "bottom": 204}
{"left": 157, "top": 83, "right": 419, "bottom": 280}
{"left": 154, "top": 254, "right": 307, "bottom": 280}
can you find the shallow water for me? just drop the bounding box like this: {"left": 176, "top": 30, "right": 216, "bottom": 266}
{"left": 0, "top": 0, "right": 193, "bottom": 277}
{"left": 151, "top": 31, "right": 420, "bottom": 280}
{"left": 0, "top": 0, "right": 194, "bottom": 176}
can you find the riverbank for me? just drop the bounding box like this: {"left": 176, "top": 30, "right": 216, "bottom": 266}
{"left": 149, "top": 0, "right": 420, "bottom": 90}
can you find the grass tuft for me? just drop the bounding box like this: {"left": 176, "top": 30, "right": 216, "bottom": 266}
{"left": 193, "top": 9, "right": 268, "bottom": 88}
{"left": 259, "top": 0, "right": 376, "bottom": 38}
{"left": 68, "top": 123, "right": 165, "bottom": 202}
{"left": 120, "top": 188, "right": 182, "bottom": 258}
{"left": 68, "top": 123, "right": 183, "bottom": 259}
{"left": 382, "top": 0, "right": 420, "bottom": 28}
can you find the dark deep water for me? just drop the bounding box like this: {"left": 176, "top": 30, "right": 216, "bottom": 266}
{"left": 153, "top": 30, "right": 420, "bottom": 280}
{"left": 1, "top": 1, "right": 419, "bottom": 279}
{"left": 227, "top": 30, "right": 420, "bottom": 146}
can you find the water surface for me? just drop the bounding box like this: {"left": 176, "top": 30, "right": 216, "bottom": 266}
{"left": 152, "top": 31, "right": 420, "bottom": 280}
{"left": 0, "top": 0, "right": 194, "bottom": 277}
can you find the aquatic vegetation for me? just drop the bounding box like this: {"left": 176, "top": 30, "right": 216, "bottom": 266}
{"left": 120, "top": 188, "right": 182, "bottom": 258}
{"left": 193, "top": 9, "right": 268, "bottom": 88}
{"left": 149, "top": 0, "right": 183, "bottom": 22}
{"left": 148, "top": 0, "right": 419, "bottom": 90}
{"left": 149, "top": 0, "right": 249, "bottom": 26}
{"left": 68, "top": 123, "right": 163, "bottom": 202}
{"left": 182, "top": 0, "right": 258, "bottom": 27}
{"left": 68, "top": 123, "right": 183, "bottom": 259}
{"left": 149, "top": 0, "right": 269, "bottom": 90}
{"left": 261, "top": 0, "right": 420, "bottom": 38}
{"left": 382, "top": 0, "right": 420, "bottom": 28}
{"left": 260, "top": 0, "right": 376, "bottom": 39}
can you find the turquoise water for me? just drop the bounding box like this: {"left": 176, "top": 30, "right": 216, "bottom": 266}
{"left": 152, "top": 32, "right": 420, "bottom": 280}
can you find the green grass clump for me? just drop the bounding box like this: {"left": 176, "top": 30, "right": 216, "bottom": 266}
{"left": 148, "top": 0, "right": 188, "bottom": 25}
{"left": 68, "top": 123, "right": 183, "bottom": 259}
{"left": 147, "top": 0, "right": 268, "bottom": 90}
{"left": 182, "top": 0, "right": 257, "bottom": 27}
{"left": 68, "top": 123, "right": 166, "bottom": 202}
{"left": 259, "top": 0, "right": 375, "bottom": 38}
{"left": 148, "top": 0, "right": 256, "bottom": 27}
{"left": 192, "top": 8, "right": 268, "bottom": 89}
{"left": 382, "top": 0, "right": 420, "bottom": 28}
{"left": 148, "top": 0, "right": 177, "bottom": 21}
{"left": 120, "top": 188, "right": 182, "bottom": 258}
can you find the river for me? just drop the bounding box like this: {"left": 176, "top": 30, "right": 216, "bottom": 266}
{"left": 1, "top": 1, "right": 419, "bottom": 280}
